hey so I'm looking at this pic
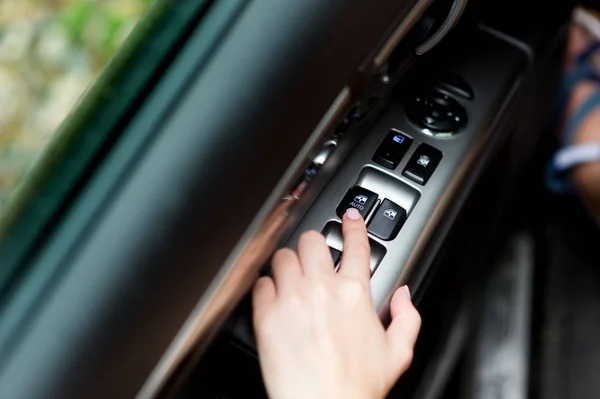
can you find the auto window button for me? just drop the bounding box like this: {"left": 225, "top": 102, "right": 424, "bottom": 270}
{"left": 372, "top": 130, "right": 413, "bottom": 170}
{"left": 367, "top": 199, "right": 407, "bottom": 241}
{"left": 402, "top": 144, "right": 442, "bottom": 185}
{"left": 336, "top": 186, "right": 378, "bottom": 219}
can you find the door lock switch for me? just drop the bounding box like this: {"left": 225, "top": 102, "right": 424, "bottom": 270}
{"left": 402, "top": 144, "right": 442, "bottom": 185}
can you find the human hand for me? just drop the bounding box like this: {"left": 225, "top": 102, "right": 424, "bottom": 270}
{"left": 252, "top": 207, "right": 421, "bottom": 399}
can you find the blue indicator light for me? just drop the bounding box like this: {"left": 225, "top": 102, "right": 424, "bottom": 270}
{"left": 393, "top": 135, "right": 404, "bottom": 144}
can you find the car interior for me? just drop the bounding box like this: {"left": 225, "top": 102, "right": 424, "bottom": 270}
{"left": 0, "top": 0, "right": 598, "bottom": 398}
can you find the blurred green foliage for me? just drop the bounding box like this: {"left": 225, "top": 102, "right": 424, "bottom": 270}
{"left": 0, "top": 0, "right": 154, "bottom": 212}
{"left": 58, "top": 0, "right": 153, "bottom": 59}
{"left": 57, "top": 0, "right": 153, "bottom": 65}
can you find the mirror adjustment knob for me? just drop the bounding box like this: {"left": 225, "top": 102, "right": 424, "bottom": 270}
{"left": 405, "top": 90, "right": 467, "bottom": 134}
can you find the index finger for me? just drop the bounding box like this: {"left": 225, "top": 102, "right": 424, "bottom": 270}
{"left": 338, "top": 208, "right": 371, "bottom": 282}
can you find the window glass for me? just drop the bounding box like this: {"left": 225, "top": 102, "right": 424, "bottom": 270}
{"left": 0, "top": 0, "right": 154, "bottom": 216}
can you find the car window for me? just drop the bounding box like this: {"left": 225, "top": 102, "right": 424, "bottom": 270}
{"left": 0, "top": 0, "right": 154, "bottom": 218}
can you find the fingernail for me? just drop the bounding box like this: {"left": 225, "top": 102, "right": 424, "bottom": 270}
{"left": 346, "top": 208, "right": 361, "bottom": 220}
{"left": 403, "top": 285, "right": 411, "bottom": 301}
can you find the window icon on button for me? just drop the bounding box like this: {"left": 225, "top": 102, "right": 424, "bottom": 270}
{"left": 417, "top": 155, "right": 431, "bottom": 167}
{"left": 354, "top": 195, "right": 368, "bottom": 205}
{"left": 336, "top": 187, "right": 378, "bottom": 219}
{"left": 383, "top": 209, "right": 397, "bottom": 220}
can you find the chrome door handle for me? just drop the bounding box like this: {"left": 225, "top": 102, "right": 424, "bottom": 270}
{"left": 416, "top": 0, "right": 468, "bottom": 55}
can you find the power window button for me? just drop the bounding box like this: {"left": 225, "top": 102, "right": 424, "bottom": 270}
{"left": 336, "top": 186, "right": 378, "bottom": 219}
{"left": 367, "top": 199, "right": 407, "bottom": 241}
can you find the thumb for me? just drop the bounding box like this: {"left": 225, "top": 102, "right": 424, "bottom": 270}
{"left": 385, "top": 286, "right": 422, "bottom": 386}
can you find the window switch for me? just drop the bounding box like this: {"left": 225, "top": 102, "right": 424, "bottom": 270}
{"left": 336, "top": 186, "right": 378, "bottom": 219}
{"left": 402, "top": 144, "right": 442, "bottom": 185}
{"left": 322, "top": 221, "right": 387, "bottom": 275}
{"left": 372, "top": 131, "right": 413, "bottom": 170}
{"left": 367, "top": 199, "right": 407, "bottom": 241}
{"left": 329, "top": 247, "right": 342, "bottom": 266}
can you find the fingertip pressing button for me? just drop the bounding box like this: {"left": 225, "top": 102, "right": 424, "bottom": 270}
{"left": 336, "top": 186, "right": 378, "bottom": 219}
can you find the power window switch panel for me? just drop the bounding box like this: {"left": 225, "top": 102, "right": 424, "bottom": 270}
{"left": 367, "top": 199, "right": 407, "bottom": 241}
{"left": 402, "top": 144, "right": 442, "bottom": 185}
{"left": 336, "top": 186, "right": 378, "bottom": 219}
